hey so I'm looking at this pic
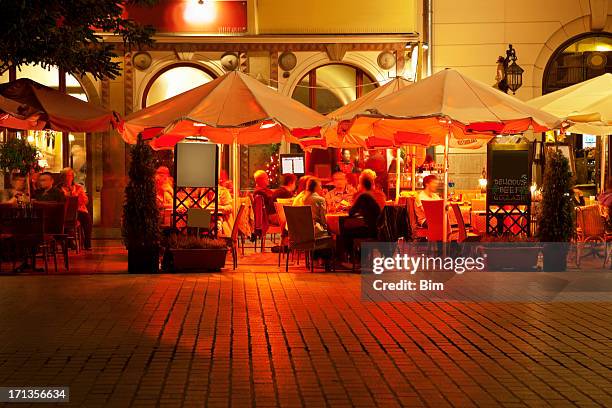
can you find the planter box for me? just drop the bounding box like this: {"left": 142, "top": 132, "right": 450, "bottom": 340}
{"left": 480, "top": 246, "right": 542, "bottom": 271}
{"left": 168, "top": 248, "right": 228, "bottom": 272}
{"left": 128, "top": 247, "right": 160, "bottom": 274}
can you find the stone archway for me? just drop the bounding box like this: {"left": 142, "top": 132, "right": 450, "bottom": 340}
{"left": 532, "top": 15, "right": 612, "bottom": 97}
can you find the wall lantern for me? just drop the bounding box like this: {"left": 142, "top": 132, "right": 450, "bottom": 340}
{"left": 496, "top": 44, "right": 523, "bottom": 94}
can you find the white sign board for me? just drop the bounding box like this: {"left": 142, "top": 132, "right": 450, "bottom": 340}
{"left": 176, "top": 142, "right": 217, "bottom": 187}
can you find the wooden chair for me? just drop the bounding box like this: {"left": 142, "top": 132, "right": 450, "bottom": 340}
{"left": 575, "top": 204, "right": 612, "bottom": 267}
{"left": 406, "top": 196, "right": 427, "bottom": 241}
{"left": 450, "top": 203, "right": 481, "bottom": 243}
{"left": 283, "top": 206, "right": 335, "bottom": 273}
{"left": 252, "top": 194, "right": 281, "bottom": 252}
{"left": 421, "top": 200, "right": 445, "bottom": 241}
{"left": 63, "top": 196, "right": 82, "bottom": 253}
{"left": 274, "top": 202, "right": 288, "bottom": 267}
{"left": 34, "top": 202, "right": 67, "bottom": 272}
{"left": 224, "top": 204, "right": 246, "bottom": 270}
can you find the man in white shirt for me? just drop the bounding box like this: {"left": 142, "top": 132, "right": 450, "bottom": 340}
{"left": 415, "top": 175, "right": 441, "bottom": 227}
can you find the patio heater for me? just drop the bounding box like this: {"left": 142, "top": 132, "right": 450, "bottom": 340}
{"left": 496, "top": 44, "right": 524, "bottom": 94}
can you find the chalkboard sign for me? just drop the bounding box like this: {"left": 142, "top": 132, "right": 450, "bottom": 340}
{"left": 487, "top": 144, "right": 531, "bottom": 205}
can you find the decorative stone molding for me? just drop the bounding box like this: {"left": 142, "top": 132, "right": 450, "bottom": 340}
{"left": 532, "top": 16, "right": 593, "bottom": 97}
{"left": 324, "top": 43, "right": 350, "bottom": 61}
{"left": 270, "top": 51, "right": 279, "bottom": 89}
{"left": 239, "top": 51, "right": 248, "bottom": 73}
{"left": 590, "top": 0, "right": 608, "bottom": 31}
{"left": 123, "top": 52, "right": 134, "bottom": 115}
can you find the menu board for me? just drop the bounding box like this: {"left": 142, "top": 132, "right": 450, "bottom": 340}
{"left": 176, "top": 142, "right": 217, "bottom": 187}
{"left": 487, "top": 145, "right": 531, "bottom": 205}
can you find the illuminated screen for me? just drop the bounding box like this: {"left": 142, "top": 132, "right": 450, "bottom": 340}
{"left": 280, "top": 154, "right": 305, "bottom": 175}
{"left": 583, "top": 135, "right": 597, "bottom": 149}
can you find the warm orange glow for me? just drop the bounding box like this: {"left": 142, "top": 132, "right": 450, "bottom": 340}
{"left": 183, "top": 0, "right": 217, "bottom": 25}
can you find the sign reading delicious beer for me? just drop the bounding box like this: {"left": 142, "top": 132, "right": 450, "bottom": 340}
{"left": 487, "top": 144, "right": 531, "bottom": 205}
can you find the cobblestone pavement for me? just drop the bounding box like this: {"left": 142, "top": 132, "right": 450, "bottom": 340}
{"left": 0, "top": 271, "right": 611, "bottom": 407}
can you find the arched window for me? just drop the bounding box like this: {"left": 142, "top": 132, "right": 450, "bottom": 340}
{"left": 292, "top": 64, "right": 377, "bottom": 114}
{"left": 543, "top": 33, "right": 612, "bottom": 93}
{"left": 143, "top": 63, "right": 216, "bottom": 107}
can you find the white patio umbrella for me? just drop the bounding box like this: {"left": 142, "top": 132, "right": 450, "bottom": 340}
{"left": 342, "top": 68, "right": 562, "bottom": 241}
{"left": 528, "top": 73, "right": 612, "bottom": 188}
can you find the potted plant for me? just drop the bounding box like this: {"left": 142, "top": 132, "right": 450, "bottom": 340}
{"left": 122, "top": 136, "right": 160, "bottom": 273}
{"left": 539, "top": 149, "right": 574, "bottom": 271}
{"left": 163, "top": 234, "right": 228, "bottom": 272}
{"left": 479, "top": 234, "right": 542, "bottom": 271}
{"left": 0, "top": 137, "right": 41, "bottom": 194}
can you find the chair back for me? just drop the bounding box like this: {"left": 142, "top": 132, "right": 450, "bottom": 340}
{"left": 230, "top": 204, "right": 245, "bottom": 240}
{"left": 576, "top": 204, "right": 605, "bottom": 239}
{"left": 406, "top": 196, "right": 419, "bottom": 233}
{"left": 283, "top": 205, "right": 315, "bottom": 245}
{"left": 187, "top": 208, "right": 211, "bottom": 228}
{"left": 273, "top": 202, "right": 287, "bottom": 230}
{"left": 471, "top": 198, "right": 486, "bottom": 211}
{"left": 252, "top": 194, "right": 269, "bottom": 233}
{"left": 422, "top": 199, "right": 445, "bottom": 241}
{"left": 450, "top": 203, "right": 468, "bottom": 243}
{"left": 33, "top": 201, "right": 65, "bottom": 234}
{"left": 64, "top": 196, "right": 79, "bottom": 225}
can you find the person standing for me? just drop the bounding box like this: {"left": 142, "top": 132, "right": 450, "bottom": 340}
{"left": 59, "top": 168, "right": 92, "bottom": 250}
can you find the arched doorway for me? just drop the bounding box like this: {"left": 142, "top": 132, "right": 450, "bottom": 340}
{"left": 142, "top": 63, "right": 217, "bottom": 108}
{"left": 285, "top": 63, "right": 378, "bottom": 179}
{"left": 543, "top": 33, "right": 612, "bottom": 188}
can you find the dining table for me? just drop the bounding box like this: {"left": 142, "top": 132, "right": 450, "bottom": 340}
{"left": 326, "top": 212, "right": 349, "bottom": 236}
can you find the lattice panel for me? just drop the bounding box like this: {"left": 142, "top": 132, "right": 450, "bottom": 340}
{"left": 486, "top": 205, "right": 531, "bottom": 237}
{"left": 172, "top": 186, "right": 218, "bottom": 235}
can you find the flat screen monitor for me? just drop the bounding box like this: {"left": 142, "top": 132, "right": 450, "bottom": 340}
{"left": 583, "top": 134, "right": 597, "bottom": 149}
{"left": 280, "top": 154, "right": 305, "bottom": 175}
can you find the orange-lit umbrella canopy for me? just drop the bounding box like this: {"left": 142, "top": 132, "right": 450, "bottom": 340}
{"left": 527, "top": 73, "right": 612, "bottom": 136}
{"left": 344, "top": 68, "right": 562, "bottom": 148}
{"left": 120, "top": 70, "right": 329, "bottom": 149}
{"left": 322, "top": 77, "right": 413, "bottom": 148}
{"left": 0, "top": 78, "right": 114, "bottom": 132}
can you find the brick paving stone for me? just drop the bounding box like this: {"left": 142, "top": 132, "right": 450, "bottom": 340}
{"left": 0, "top": 243, "right": 611, "bottom": 407}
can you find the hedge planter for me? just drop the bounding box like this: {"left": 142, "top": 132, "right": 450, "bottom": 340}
{"left": 168, "top": 248, "right": 228, "bottom": 272}
{"left": 480, "top": 245, "right": 542, "bottom": 271}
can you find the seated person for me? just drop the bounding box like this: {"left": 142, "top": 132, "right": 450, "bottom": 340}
{"left": 272, "top": 173, "right": 297, "bottom": 201}
{"left": 1, "top": 174, "right": 28, "bottom": 204}
{"left": 252, "top": 170, "right": 278, "bottom": 224}
{"left": 355, "top": 169, "right": 386, "bottom": 209}
{"left": 32, "top": 172, "right": 65, "bottom": 202}
{"left": 414, "top": 175, "right": 441, "bottom": 227}
{"left": 302, "top": 178, "right": 328, "bottom": 234}
{"left": 292, "top": 175, "right": 313, "bottom": 206}
{"left": 154, "top": 166, "right": 174, "bottom": 225}
{"left": 343, "top": 174, "right": 383, "bottom": 252}
{"left": 325, "top": 172, "right": 356, "bottom": 212}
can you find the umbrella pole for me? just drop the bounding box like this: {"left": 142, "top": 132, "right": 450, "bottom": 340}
{"left": 443, "top": 131, "right": 449, "bottom": 243}
{"left": 411, "top": 146, "right": 416, "bottom": 192}
{"left": 231, "top": 131, "right": 239, "bottom": 217}
{"left": 601, "top": 136, "right": 606, "bottom": 192}
{"left": 395, "top": 148, "right": 401, "bottom": 203}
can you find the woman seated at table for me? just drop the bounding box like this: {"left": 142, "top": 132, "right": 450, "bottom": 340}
{"left": 325, "top": 172, "right": 356, "bottom": 212}
{"left": 0, "top": 174, "right": 29, "bottom": 204}
{"left": 414, "top": 174, "right": 441, "bottom": 228}
{"left": 296, "top": 178, "right": 327, "bottom": 235}
{"left": 342, "top": 173, "right": 382, "bottom": 252}
{"left": 292, "top": 175, "right": 312, "bottom": 206}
